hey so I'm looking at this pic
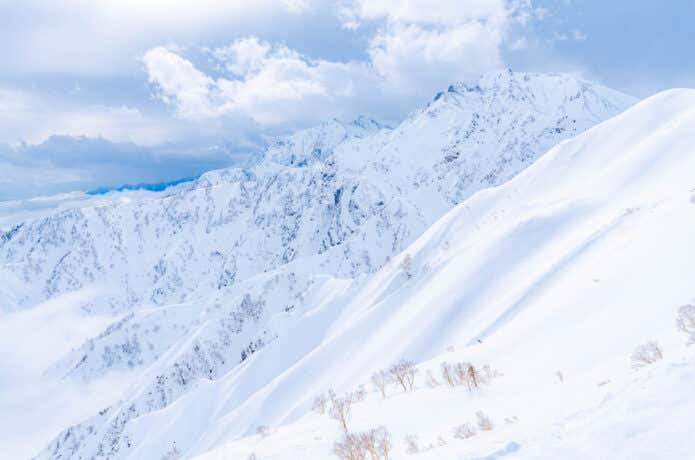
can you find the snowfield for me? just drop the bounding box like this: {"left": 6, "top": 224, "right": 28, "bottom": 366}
{"left": 145, "top": 89, "right": 695, "bottom": 460}
{"left": 2, "top": 74, "right": 694, "bottom": 460}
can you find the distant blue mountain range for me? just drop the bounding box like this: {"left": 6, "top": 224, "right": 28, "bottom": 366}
{"left": 86, "top": 176, "right": 197, "bottom": 195}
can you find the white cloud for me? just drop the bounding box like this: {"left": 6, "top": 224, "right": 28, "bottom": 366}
{"left": 143, "top": 47, "right": 216, "bottom": 119}
{"left": 144, "top": 1, "right": 518, "bottom": 127}
{"left": 144, "top": 40, "right": 375, "bottom": 126}
{"left": 368, "top": 22, "right": 503, "bottom": 93}
{"left": 0, "top": 87, "right": 177, "bottom": 146}
{"left": 0, "top": 0, "right": 313, "bottom": 77}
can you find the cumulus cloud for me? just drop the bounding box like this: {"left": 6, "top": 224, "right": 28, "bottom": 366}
{"left": 143, "top": 0, "right": 525, "bottom": 127}
{"left": 144, "top": 40, "right": 377, "bottom": 127}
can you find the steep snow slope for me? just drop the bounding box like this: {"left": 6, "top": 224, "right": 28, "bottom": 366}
{"left": 1, "top": 71, "right": 637, "bottom": 459}
{"left": 42, "top": 88, "right": 694, "bottom": 460}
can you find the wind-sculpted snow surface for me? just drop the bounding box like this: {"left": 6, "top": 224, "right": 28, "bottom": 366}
{"left": 0, "top": 71, "right": 639, "bottom": 459}
{"left": 65, "top": 88, "right": 693, "bottom": 460}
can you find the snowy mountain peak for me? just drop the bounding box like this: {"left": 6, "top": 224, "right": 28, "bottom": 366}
{"left": 261, "top": 115, "right": 390, "bottom": 167}
{"left": 0, "top": 72, "right": 650, "bottom": 460}
{"left": 430, "top": 70, "right": 635, "bottom": 117}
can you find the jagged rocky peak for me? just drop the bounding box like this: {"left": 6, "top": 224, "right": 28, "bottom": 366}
{"left": 430, "top": 69, "right": 636, "bottom": 118}
{"left": 261, "top": 115, "right": 390, "bottom": 167}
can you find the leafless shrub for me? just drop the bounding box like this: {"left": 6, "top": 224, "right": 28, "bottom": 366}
{"left": 359, "top": 427, "right": 392, "bottom": 460}
{"left": 247, "top": 454, "right": 259, "bottom": 460}
{"left": 312, "top": 394, "right": 328, "bottom": 414}
{"left": 476, "top": 411, "right": 494, "bottom": 431}
{"left": 425, "top": 370, "right": 440, "bottom": 388}
{"left": 334, "top": 428, "right": 392, "bottom": 460}
{"left": 354, "top": 384, "right": 367, "bottom": 403}
{"left": 555, "top": 371, "right": 564, "bottom": 384}
{"left": 256, "top": 425, "right": 270, "bottom": 438}
{"left": 404, "top": 435, "right": 420, "bottom": 454}
{"left": 676, "top": 304, "right": 695, "bottom": 344}
{"left": 329, "top": 392, "right": 354, "bottom": 433}
{"left": 375, "top": 428, "right": 392, "bottom": 460}
{"left": 389, "top": 359, "right": 418, "bottom": 392}
{"left": 631, "top": 341, "right": 663, "bottom": 369}
{"left": 446, "top": 345, "right": 455, "bottom": 352}
{"left": 437, "top": 436, "right": 447, "bottom": 446}
{"left": 334, "top": 433, "right": 366, "bottom": 460}
{"left": 455, "top": 363, "right": 480, "bottom": 390}
{"left": 440, "top": 361, "right": 457, "bottom": 387}
{"left": 161, "top": 443, "right": 181, "bottom": 460}
{"left": 372, "top": 370, "right": 390, "bottom": 398}
{"left": 481, "top": 364, "right": 502, "bottom": 380}
{"left": 452, "top": 423, "right": 476, "bottom": 439}
{"left": 400, "top": 254, "right": 414, "bottom": 279}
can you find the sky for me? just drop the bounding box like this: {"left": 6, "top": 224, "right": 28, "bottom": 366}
{"left": 0, "top": 0, "right": 693, "bottom": 200}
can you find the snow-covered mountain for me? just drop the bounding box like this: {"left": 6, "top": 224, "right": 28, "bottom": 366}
{"left": 183, "top": 87, "right": 695, "bottom": 460}
{"left": 0, "top": 70, "right": 633, "bottom": 313}
{"left": 0, "top": 71, "right": 643, "bottom": 459}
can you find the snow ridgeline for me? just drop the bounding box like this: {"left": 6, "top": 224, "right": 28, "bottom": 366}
{"left": 0, "top": 71, "right": 642, "bottom": 459}
{"left": 186, "top": 89, "right": 695, "bottom": 459}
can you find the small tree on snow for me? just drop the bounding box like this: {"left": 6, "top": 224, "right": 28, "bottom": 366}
{"left": 424, "top": 369, "right": 440, "bottom": 388}
{"left": 389, "top": 359, "right": 418, "bottom": 392}
{"left": 161, "top": 443, "right": 181, "bottom": 460}
{"left": 476, "top": 411, "right": 494, "bottom": 431}
{"left": 329, "top": 392, "right": 354, "bottom": 433}
{"left": 440, "top": 361, "right": 457, "bottom": 386}
{"left": 676, "top": 304, "right": 695, "bottom": 344}
{"left": 334, "top": 433, "right": 365, "bottom": 460}
{"left": 631, "top": 341, "right": 663, "bottom": 369}
{"left": 403, "top": 435, "right": 420, "bottom": 454}
{"left": 371, "top": 370, "right": 390, "bottom": 398}
{"left": 452, "top": 423, "right": 476, "bottom": 439}
{"left": 312, "top": 394, "right": 328, "bottom": 414}
{"left": 400, "top": 254, "right": 414, "bottom": 279}
{"left": 360, "top": 427, "right": 392, "bottom": 460}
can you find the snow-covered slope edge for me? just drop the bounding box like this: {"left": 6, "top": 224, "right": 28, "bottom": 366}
{"left": 91, "top": 88, "right": 695, "bottom": 460}
{"left": 9, "top": 71, "right": 637, "bottom": 459}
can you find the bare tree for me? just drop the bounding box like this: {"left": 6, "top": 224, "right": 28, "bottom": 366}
{"left": 440, "top": 361, "right": 457, "bottom": 387}
{"left": 476, "top": 411, "right": 494, "bottom": 431}
{"left": 676, "top": 304, "right": 695, "bottom": 344}
{"left": 354, "top": 384, "right": 367, "bottom": 402}
{"left": 455, "top": 363, "right": 480, "bottom": 390}
{"left": 403, "top": 435, "right": 420, "bottom": 454}
{"left": 312, "top": 394, "right": 328, "bottom": 414}
{"left": 359, "top": 427, "right": 391, "bottom": 460}
{"left": 424, "top": 369, "right": 440, "bottom": 388}
{"left": 400, "top": 254, "right": 414, "bottom": 279}
{"left": 481, "top": 364, "right": 502, "bottom": 381}
{"left": 631, "top": 341, "right": 663, "bottom": 369}
{"left": 334, "top": 433, "right": 366, "bottom": 460}
{"left": 375, "top": 428, "right": 392, "bottom": 460}
{"left": 329, "top": 392, "right": 354, "bottom": 433}
{"left": 452, "top": 423, "right": 476, "bottom": 439}
{"left": 161, "top": 442, "right": 181, "bottom": 460}
{"left": 389, "top": 359, "right": 418, "bottom": 392}
{"left": 372, "top": 370, "right": 390, "bottom": 398}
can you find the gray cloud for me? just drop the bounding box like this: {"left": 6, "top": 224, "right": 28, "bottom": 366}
{"left": 0, "top": 136, "right": 256, "bottom": 200}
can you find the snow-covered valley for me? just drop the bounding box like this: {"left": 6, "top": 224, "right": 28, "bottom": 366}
{"left": 2, "top": 72, "right": 694, "bottom": 460}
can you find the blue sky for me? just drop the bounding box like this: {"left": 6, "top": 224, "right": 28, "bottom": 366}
{"left": 1, "top": 0, "right": 693, "bottom": 200}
